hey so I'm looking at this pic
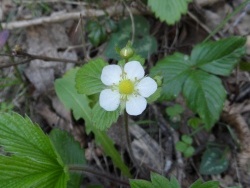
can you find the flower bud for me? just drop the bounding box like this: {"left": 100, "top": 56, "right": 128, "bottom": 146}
{"left": 119, "top": 46, "right": 134, "bottom": 60}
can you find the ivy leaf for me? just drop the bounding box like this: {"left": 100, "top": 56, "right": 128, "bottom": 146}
{"left": 199, "top": 148, "right": 229, "bottom": 175}
{"left": 191, "top": 37, "right": 246, "bottom": 76}
{"left": 148, "top": 0, "right": 191, "bottom": 25}
{"left": 55, "top": 69, "right": 131, "bottom": 177}
{"left": 151, "top": 53, "right": 191, "bottom": 99}
{"left": 92, "top": 102, "right": 120, "bottom": 130}
{"left": 49, "top": 129, "right": 86, "bottom": 188}
{"left": 75, "top": 58, "right": 107, "bottom": 95}
{"left": 183, "top": 71, "right": 226, "bottom": 129}
{"left": 0, "top": 113, "right": 69, "bottom": 188}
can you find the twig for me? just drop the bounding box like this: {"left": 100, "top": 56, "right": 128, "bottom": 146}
{"left": 68, "top": 164, "right": 130, "bottom": 187}
{"left": 2, "top": 5, "right": 139, "bottom": 30}
{"left": 0, "top": 52, "right": 83, "bottom": 69}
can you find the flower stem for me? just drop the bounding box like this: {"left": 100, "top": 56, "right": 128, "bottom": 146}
{"left": 68, "top": 164, "right": 130, "bottom": 186}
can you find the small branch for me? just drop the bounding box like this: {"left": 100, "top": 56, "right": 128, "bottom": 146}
{"left": 2, "top": 5, "right": 139, "bottom": 30}
{"left": 0, "top": 52, "right": 83, "bottom": 69}
{"left": 68, "top": 165, "right": 130, "bottom": 187}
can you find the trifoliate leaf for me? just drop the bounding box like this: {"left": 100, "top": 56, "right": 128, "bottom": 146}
{"left": 151, "top": 53, "right": 191, "bottom": 99}
{"left": 199, "top": 148, "right": 229, "bottom": 175}
{"left": 148, "top": 0, "right": 191, "bottom": 25}
{"left": 86, "top": 20, "right": 107, "bottom": 47}
{"left": 49, "top": 129, "right": 86, "bottom": 188}
{"left": 55, "top": 70, "right": 131, "bottom": 177}
{"left": 0, "top": 113, "right": 69, "bottom": 188}
{"left": 92, "top": 102, "right": 119, "bottom": 130}
{"left": 191, "top": 37, "right": 246, "bottom": 76}
{"left": 75, "top": 58, "right": 107, "bottom": 95}
{"left": 105, "top": 16, "right": 157, "bottom": 60}
{"left": 183, "top": 71, "right": 226, "bottom": 129}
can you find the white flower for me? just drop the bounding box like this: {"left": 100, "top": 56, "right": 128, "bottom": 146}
{"left": 99, "top": 61, "right": 157, "bottom": 115}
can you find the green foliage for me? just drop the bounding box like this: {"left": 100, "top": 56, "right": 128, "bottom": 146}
{"left": 0, "top": 112, "right": 69, "bottom": 188}
{"left": 49, "top": 129, "right": 86, "bottom": 188}
{"left": 0, "top": 101, "right": 14, "bottom": 112}
{"left": 130, "top": 172, "right": 219, "bottom": 188}
{"left": 188, "top": 117, "right": 203, "bottom": 129}
{"left": 86, "top": 20, "right": 107, "bottom": 47}
{"left": 105, "top": 16, "right": 157, "bottom": 60}
{"left": 75, "top": 58, "right": 107, "bottom": 95}
{"left": 151, "top": 37, "right": 246, "bottom": 129}
{"left": 175, "top": 135, "right": 195, "bottom": 158}
{"left": 190, "top": 179, "right": 220, "bottom": 188}
{"left": 166, "top": 104, "right": 184, "bottom": 122}
{"left": 147, "top": 0, "right": 192, "bottom": 25}
{"left": 199, "top": 147, "right": 229, "bottom": 175}
{"left": 55, "top": 68, "right": 131, "bottom": 177}
{"left": 92, "top": 102, "right": 120, "bottom": 130}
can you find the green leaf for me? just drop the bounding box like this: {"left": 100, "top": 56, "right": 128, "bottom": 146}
{"left": 148, "top": 0, "right": 191, "bottom": 25}
{"left": 86, "top": 20, "right": 107, "bottom": 47}
{"left": 175, "top": 141, "right": 188, "bottom": 152}
{"left": 183, "top": 71, "right": 226, "bottom": 129}
{"left": 199, "top": 148, "right": 229, "bottom": 175}
{"left": 49, "top": 129, "right": 86, "bottom": 188}
{"left": 182, "top": 135, "right": 193, "bottom": 145}
{"left": 55, "top": 68, "right": 92, "bottom": 130}
{"left": 166, "top": 104, "right": 184, "bottom": 117}
{"left": 75, "top": 58, "right": 107, "bottom": 95}
{"left": 188, "top": 117, "right": 203, "bottom": 129}
{"left": 129, "top": 180, "right": 154, "bottom": 188}
{"left": 184, "top": 146, "right": 195, "bottom": 158}
{"left": 190, "top": 179, "right": 219, "bottom": 188}
{"left": 92, "top": 102, "right": 120, "bottom": 130}
{"left": 105, "top": 16, "right": 157, "bottom": 60}
{"left": 55, "top": 69, "right": 131, "bottom": 177}
{"left": 191, "top": 37, "right": 246, "bottom": 76}
{"left": 151, "top": 53, "right": 191, "bottom": 99}
{"left": 0, "top": 113, "right": 69, "bottom": 188}
{"left": 151, "top": 172, "right": 171, "bottom": 187}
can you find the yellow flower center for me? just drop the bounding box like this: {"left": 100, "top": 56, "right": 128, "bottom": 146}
{"left": 119, "top": 79, "right": 134, "bottom": 94}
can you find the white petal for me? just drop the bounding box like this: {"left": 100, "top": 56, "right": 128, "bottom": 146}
{"left": 99, "top": 89, "right": 120, "bottom": 111}
{"left": 124, "top": 61, "right": 144, "bottom": 81}
{"left": 137, "top": 77, "right": 157, "bottom": 98}
{"left": 101, "top": 65, "right": 122, "bottom": 86}
{"left": 126, "top": 95, "right": 147, "bottom": 116}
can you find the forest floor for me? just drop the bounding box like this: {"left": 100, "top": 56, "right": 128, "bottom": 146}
{"left": 0, "top": 0, "right": 250, "bottom": 187}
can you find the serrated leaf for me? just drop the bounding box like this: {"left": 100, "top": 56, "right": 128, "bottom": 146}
{"left": 49, "top": 129, "right": 86, "bottom": 188}
{"left": 129, "top": 179, "right": 154, "bottom": 188}
{"left": 92, "top": 102, "right": 120, "bottom": 130}
{"left": 183, "top": 71, "right": 226, "bottom": 129}
{"left": 55, "top": 68, "right": 92, "bottom": 129}
{"left": 151, "top": 172, "right": 171, "bottom": 187}
{"left": 199, "top": 148, "right": 229, "bottom": 175}
{"left": 151, "top": 53, "right": 191, "bottom": 99}
{"left": 190, "top": 179, "right": 219, "bottom": 188}
{"left": 148, "top": 0, "right": 191, "bottom": 25}
{"left": 75, "top": 58, "right": 107, "bottom": 95}
{"left": 191, "top": 37, "right": 246, "bottom": 76}
{"left": 105, "top": 16, "right": 157, "bottom": 60}
{"left": 0, "top": 113, "right": 69, "bottom": 188}
{"left": 55, "top": 70, "right": 131, "bottom": 177}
